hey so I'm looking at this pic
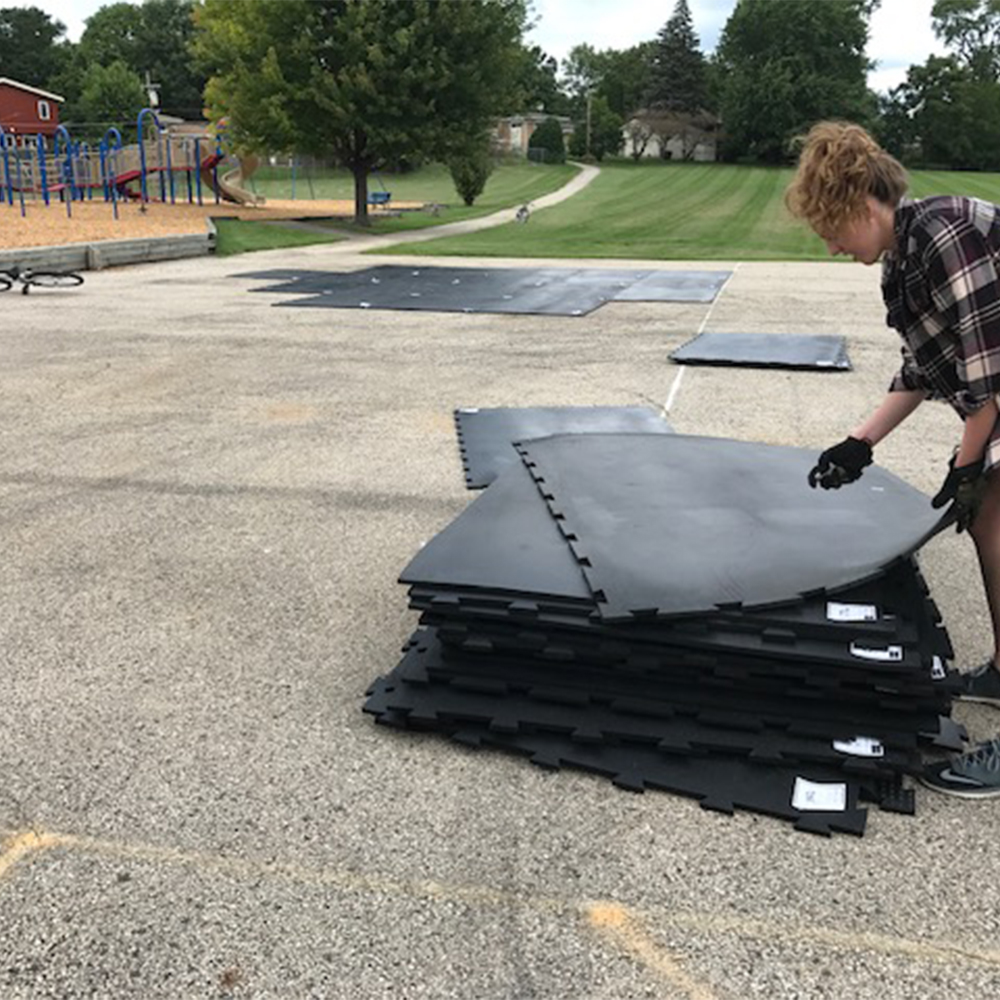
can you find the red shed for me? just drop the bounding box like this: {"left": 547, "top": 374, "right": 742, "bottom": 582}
{"left": 0, "top": 77, "right": 64, "bottom": 144}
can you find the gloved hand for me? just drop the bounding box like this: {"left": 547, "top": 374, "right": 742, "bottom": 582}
{"left": 931, "top": 456, "right": 988, "bottom": 533}
{"left": 807, "top": 436, "right": 873, "bottom": 489}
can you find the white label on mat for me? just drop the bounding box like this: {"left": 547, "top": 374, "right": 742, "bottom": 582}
{"left": 792, "top": 778, "right": 847, "bottom": 812}
{"left": 827, "top": 602, "right": 878, "bottom": 622}
{"left": 850, "top": 642, "right": 903, "bottom": 662}
{"left": 833, "top": 736, "right": 885, "bottom": 758}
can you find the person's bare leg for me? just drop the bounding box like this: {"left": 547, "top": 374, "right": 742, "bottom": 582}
{"left": 968, "top": 472, "right": 1000, "bottom": 670}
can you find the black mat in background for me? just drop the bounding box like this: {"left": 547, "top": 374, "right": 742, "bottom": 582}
{"left": 234, "top": 265, "right": 732, "bottom": 316}
{"left": 454, "top": 405, "right": 674, "bottom": 489}
{"left": 671, "top": 333, "right": 852, "bottom": 371}
{"left": 516, "top": 433, "right": 944, "bottom": 621}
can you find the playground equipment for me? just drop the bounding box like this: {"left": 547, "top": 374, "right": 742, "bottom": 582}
{"left": 0, "top": 108, "right": 260, "bottom": 218}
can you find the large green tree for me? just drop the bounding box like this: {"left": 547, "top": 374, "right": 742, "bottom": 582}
{"left": 512, "top": 44, "right": 569, "bottom": 115}
{"left": 192, "top": 0, "right": 526, "bottom": 223}
{"left": 645, "top": 0, "right": 706, "bottom": 113}
{"left": 77, "top": 59, "right": 148, "bottom": 126}
{"left": 715, "top": 0, "right": 878, "bottom": 162}
{"left": 0, "top": 6, "right": 69, "bottom": 90}
{"left": 932, "top": 0, "right": 1000, "bottom": 80}
{"left": 561, "top": 41, "right": 656, "bottom": 119}
{"left": 876, "top": 1, "right": 1000, "bottom": 169}
{"left": 78, "top": 0, "right": 207, "bottom": 118}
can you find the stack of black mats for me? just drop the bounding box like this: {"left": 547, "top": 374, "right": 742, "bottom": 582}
{"left": 364, "top": 430, "right": 964, "bottom": 836}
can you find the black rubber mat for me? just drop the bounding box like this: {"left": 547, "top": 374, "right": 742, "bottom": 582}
{"left": 454, "top": 405, "right": 673, "bottom": 489}
{"left": 235, "top": 265, "right": 732, "bottom": 316}
{"left": 671, "top": 333, "right": 851, "bottom": 370}
{"left": 399, "top": 458, "right": 591, "bottom": 603}
{"left": 416, "top": 633, "right": 958, "bottom": 751}
{"left": 371, "top": 632, "right": 922, "bottom": 774}
{"left": 517, "top": 433, "right": 944, "bottom": 620}
{"left": 365, "top": 667, "right": 873, "bottom": 836}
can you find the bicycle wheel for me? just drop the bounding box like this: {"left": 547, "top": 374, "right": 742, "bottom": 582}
{"left": 27, "top": 271, "right": 84, "bottom": 289}
{"left": 0, "top": 274, "right": 12, "bottom": 292}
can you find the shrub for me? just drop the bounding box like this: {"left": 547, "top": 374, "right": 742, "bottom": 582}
{"left": 528, "top": 117, "right": 566, "bottom": 164}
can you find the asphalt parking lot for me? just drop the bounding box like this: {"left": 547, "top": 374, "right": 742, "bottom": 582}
{"left": 0, "top": 242, "right": 998, "bottom": 999}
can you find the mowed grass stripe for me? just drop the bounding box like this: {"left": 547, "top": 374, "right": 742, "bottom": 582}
{"left": 379, "top": 162, "right": 1000, "bottom": 261}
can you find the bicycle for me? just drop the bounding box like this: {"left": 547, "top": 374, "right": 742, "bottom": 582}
{"left": 0, "top": 265, "right": 85, "bottom": 295}
{"left": 515, "top": 203, "right": 531, "bottom": 223}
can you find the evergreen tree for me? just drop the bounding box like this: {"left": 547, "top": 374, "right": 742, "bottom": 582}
{"left": 644, "top": 0, "right": 706, "bottom": 113}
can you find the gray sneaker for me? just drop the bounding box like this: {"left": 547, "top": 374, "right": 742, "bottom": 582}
{"left": 958, "top": 661, "right": 1000, "bottom": 707}
{"left": 921, "top": 738, "right": 1000, "bottom": 798}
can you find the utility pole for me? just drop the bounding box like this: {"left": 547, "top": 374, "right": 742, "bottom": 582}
{"left": 586, "top": 90, "right": 592, "bottom": 158}
{"left": 144, "top": 70, "right": 160, "bottom": 109}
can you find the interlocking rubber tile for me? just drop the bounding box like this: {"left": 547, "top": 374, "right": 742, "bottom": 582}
{"left": 516, "top": 433, "right": 944, "bottom": 620}
{"left": 237, "top": 265, "right": 732, "bottom": 316}
{"left": 454, "top": 405, "right": 673, "bottom": 489}
{"left": 671, "top": 332, "right": 851, "bottom": 370}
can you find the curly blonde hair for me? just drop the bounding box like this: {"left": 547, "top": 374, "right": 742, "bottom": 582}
{"left": 785, "top": 121, "right": 908, "bottom": 236}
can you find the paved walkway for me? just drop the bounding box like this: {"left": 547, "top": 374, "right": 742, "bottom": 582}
{"left": 322, "top": 160, "right": 600, "bottom": 253}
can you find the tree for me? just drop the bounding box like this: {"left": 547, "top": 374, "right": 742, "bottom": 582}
{"left": 79, "top": 1, "right": 207, "bottom": 118}
{"left": 715, "top": 0, "right": 878, "bottom": 162}
{"left": 567, "top": 96, "right": 622, "bottom": 161}
{"left": 645, "top": 0, "right": 706, "bottom": 114}
{"left": 932, "top": 0, "right": 1000, "bottom": 80}
{"left": 192, "top": 0, "right": 526, "bottom": 224}
{"left": 448, "top": 137, "right": 494, "bottom": 205}
{"left": 0, "top": 6, "right": 69, "bottom": 89}
{"left": 528, "top": 116, "right": 566, "bottom": 162}
{"left": 78, "top": 59, "right": 147, "bottom": 126}
{"left": 878, "top": 54, "right": 1000, "bottom": 169}
{"left": 600, "top": 42, "right": 656, "bottom": 119}
{"left": 511, "top": 44, "right": 569, "bottom": 115}
{"left": 560, "top": 42, "right": 655, "bottom": 120}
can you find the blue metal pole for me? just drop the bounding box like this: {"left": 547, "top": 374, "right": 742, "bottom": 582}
{"left": 137, "top": 108, "right": 162, "bottom": 205}
{"left": 53, "top": 125, "right": 72, "bottom": 217}
{"left": 194, "top": 137, "right": 203, "bottom": 206}
{"left": 0, "top": 124, "right": 11, "bottom": 206}
{"left": 14, "top": 138, "right": 26, "bottom": 216}
{"left": 36, "top": 134, "right": 50, "bottom": 208}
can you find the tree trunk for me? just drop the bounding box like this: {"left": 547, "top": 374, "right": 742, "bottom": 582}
{"left": 352, "top": 159, "right": 370, "bottom": 226}
{"left": 350, "top": 128, "right": 371, "bottom": 226}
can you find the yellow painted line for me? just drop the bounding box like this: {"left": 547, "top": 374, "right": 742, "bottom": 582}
{"left": 586, "top": 902, "right": 721, "bottom": 1000}
{"left": 2, "top": 825, "right": 999, "bottom": 973}
{"left": 0, "top": 830, "right": 56, "bottom": 882}
{"left": 656, "top": 909, "right": 1000, "bottom": 969}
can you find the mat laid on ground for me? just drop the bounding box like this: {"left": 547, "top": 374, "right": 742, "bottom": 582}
{"left": 237, "top": 265, "right": 732, "bottom": 316}
{"left": 670, "top": 333, "right": 851, "bottom": 370}
{"left": 365, "top": 432, "right": 963, "bottom": 836}
{"left": 453, "top": 405, "right": 674, "bottom": 489}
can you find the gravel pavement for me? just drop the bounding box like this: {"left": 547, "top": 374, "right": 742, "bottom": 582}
{"left": 0, "top": 237, "right": 998, "bottom": 999}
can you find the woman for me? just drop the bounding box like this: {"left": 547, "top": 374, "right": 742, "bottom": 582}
{"left": 785, "top": 120, "right": 1000, "bottom": 798}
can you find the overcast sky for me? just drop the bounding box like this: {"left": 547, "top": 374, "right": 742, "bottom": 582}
{"left": 31, "top": 0, "right": 949, "bottom": 95}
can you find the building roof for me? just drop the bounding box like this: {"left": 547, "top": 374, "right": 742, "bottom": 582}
{"left": 0, "top": 78, "right": 65, "bottom": 103}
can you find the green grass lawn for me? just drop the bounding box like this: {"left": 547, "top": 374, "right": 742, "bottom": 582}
{"left": 213, "top": 218, "right": 348, "bottom": 256}
{"left": 248, "top": 159, "right": 578, "bottom": 236}
{"left": 376, "top": 160, "right": 1000, "bottom": 261}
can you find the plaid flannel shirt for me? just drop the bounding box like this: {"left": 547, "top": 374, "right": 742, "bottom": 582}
{"left": 882, "top": 196, "right": 1000, "bottom": 470}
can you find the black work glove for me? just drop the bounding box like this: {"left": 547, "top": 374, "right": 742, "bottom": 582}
{"left": 808, "top": 436, "right": 873, "bottom": 489}
{"left": 931, "top": 456, "right": 988, "bottom": 533}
